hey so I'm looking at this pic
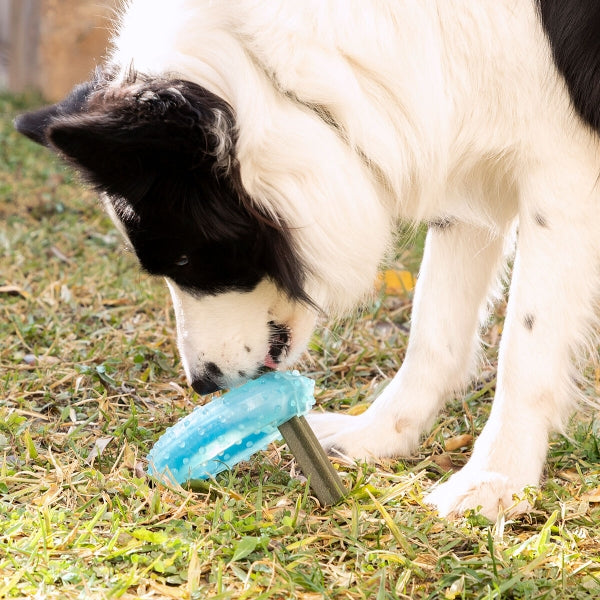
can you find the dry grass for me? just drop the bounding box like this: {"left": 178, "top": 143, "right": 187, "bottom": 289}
{"left": 2, "top": 93, "right": 600, "bottom": 599}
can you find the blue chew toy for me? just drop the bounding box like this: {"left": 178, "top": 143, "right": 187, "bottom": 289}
{"left": 147, "top": 371, "right": 345, "bottom": 505}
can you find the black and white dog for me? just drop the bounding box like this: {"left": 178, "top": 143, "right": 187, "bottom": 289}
{"left": 15, "top": 0, "right": 600, "bottom": 518}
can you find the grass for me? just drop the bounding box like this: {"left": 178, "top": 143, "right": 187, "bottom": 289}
{"left": 1, "top": 92, "right": 600, "bottom": 600}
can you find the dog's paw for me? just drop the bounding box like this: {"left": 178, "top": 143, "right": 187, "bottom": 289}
{"left": 305, "top": 411, "right": 358, "bottom": 441}
{"left": 425, "top": 469, "right": 532, "bottom": 520}
{"left": 306, "top": 410, "right": 419, "bottom": 462}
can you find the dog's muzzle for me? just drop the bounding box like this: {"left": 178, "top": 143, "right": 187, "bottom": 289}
{"left": 264, "top": 321, "right": 290, "bottom": 369}
{"left": 191, "top": 361, "right": 223, "bottom": 395}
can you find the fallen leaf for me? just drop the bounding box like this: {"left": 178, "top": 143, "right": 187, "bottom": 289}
{"left": 558, "top": 469, "right": 580, "bottom": 482}
{"left": 134, "top": 461, "right": 146, "bottom": 479}
{"left": 102, "top": 297, "right": 131, "bottom": 306}
{"left": 50, "top": 245, "right": 72, "bottom": 264}
{"left": 122, "top": 440, "right": 137, "bottom": 470}
{"left": 582, "top": 486, "right": 600, "bottom": 503}
{"left": 33, "top": 484, "right": 61, "bottom": 507}
{"left": 0, "top": 285, "right": 30, "bottom": 299}
{"left": 375, "top": 269, "right": 416, "bottom": 296}
{"left": 149, "top": 581, "right": 187, "bottom": 599}
{"left": 431, "top": 454, "right": 455, "bottom": 472}
{"left": 87, "top": 437, "right": 114, "bottom": 465}
{"left": 445, "top": 575, "right": 465, "bottom": 599}
{"left": 347, "top": 403, "right": 369, "bottom": 416}
{"left": 444, "top": 434, "right": 474, "bottom": 452}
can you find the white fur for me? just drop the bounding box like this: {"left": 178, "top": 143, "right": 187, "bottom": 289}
{"left": 166, "top": 278, "right": 316, "bottom": 389}
{"left": 109, "top": 0, "right": 600, "bottom": 517}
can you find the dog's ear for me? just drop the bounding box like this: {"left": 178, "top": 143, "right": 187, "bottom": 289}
{"left": 41, "top": 81, "right": 235, "bottom": 199}
{"left": 14, "top": 81, "right": 96, "bottom": 147}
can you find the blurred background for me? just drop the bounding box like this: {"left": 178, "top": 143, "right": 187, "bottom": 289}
{"left": 0, "top": 0, "right": 117, "bottom": 102}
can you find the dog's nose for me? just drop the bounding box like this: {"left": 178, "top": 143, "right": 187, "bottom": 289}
{"left": 190, "top": 362, "right": 223, "bottom": 395}
{"left": 191, "top": 377, "right": 221, "bottom": 395}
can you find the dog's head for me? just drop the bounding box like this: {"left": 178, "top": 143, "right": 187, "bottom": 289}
{"left": 15, "top": 73, "right": 318, "bottom": 393}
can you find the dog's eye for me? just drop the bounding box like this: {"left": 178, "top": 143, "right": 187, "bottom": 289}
{"left": 174, "top": 255, "right": 189, "bottom": 267}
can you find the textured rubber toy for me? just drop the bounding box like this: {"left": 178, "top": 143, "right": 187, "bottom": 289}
{"left": 147, "top": 371, "right": 316, "bottom": 484}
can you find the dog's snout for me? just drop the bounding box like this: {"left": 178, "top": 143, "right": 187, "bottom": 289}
{"left": 191, "top": 362, "right": 223, "bottom": 395}
{"left": 191, "top": 376, "right": 221, "bottom": 395}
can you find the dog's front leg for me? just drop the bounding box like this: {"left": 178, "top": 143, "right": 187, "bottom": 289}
{"left": 308, "top": 221, "right": 509, "bottom": 461}
{"left": 427, "top": 153, "right": 600, "bottom": 518}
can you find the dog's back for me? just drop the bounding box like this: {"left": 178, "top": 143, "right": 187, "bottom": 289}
{"left": 15, "top": 0, "right": 600, "bottom": 518}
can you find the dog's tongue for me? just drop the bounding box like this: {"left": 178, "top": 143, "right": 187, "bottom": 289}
{"left": 264, "top": 354, "right": 278, "bottom": 369}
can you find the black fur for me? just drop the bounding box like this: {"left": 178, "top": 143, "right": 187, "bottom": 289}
{"left": 15, "top": 74, "right": 311, "bottom": 305}
{"left": 538, "top": 0, "right": 600, "bottom": 133}
{"left": 14, "top": 80, "right": 95, "bottom": 146}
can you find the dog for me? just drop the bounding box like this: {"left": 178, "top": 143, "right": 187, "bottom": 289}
{"left": 15, "top": 0, "right": 600, "bottom": 518}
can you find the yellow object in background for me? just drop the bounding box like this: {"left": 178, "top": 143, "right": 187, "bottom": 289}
{"left": 376, "top": 269, "right": 416, "bottom": 296}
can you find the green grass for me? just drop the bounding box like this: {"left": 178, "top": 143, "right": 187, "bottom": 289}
{"left": 1, "top": 93, "right": 600, "bottom": 600}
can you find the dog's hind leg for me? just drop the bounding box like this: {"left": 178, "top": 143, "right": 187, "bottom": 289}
{"left": 308, "top": 219, "right": 510, "bottom": 461}
{"left": 427, "top": 144, "right": 600, "bottom": 518}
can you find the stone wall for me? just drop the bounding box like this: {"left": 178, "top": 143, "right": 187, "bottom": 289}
{"left": 1, "top": 0, "right": 117, "bottom": 101}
